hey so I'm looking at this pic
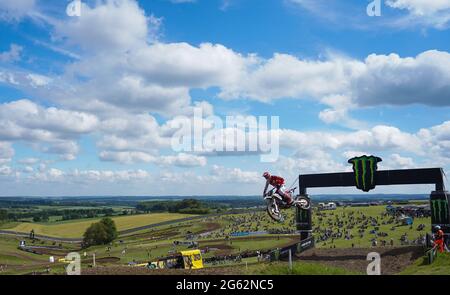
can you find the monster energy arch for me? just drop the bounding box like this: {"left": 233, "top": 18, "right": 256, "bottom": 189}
{"left": 295, "top": 155, "right": 449, "bottom": 242}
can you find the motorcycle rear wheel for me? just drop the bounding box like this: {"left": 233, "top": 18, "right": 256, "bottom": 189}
{"left": 295, "top": 196, "right": 311, "bottom": 210}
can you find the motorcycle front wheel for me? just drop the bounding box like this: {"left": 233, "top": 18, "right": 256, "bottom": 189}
{"left": 266, "top": 199, "right": 284, "bottom": 222}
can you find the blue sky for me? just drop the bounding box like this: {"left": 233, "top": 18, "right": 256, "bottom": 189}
{"left": 0, "top": 0, "right": 449, "bottom": 196}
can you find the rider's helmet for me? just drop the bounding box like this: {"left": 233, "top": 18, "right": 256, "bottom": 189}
{"left": 435, "top": 225, "right": 441, "bottom": 230}
{"left": 262, "top": 172, "right": 270, "bottom": 179}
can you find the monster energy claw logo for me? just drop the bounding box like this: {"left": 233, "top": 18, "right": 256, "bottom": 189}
{"left": 300, "top": 209, "right": 308, "bottom": 221}
{"left": 348, "top": 155, "right": 382, "bottom": 192}
{"left": 431, "top": 199, "right": 449, "bottom": 223}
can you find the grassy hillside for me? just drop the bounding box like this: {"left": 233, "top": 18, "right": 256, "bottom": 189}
{"left": 400, "top": 253, "right": 450, "bottom": 275}
{"left": 245, "top": 261, "right": 363, "bottom": 275}
{"left": 4, "top": 213, "right": 197, "bottom": 238}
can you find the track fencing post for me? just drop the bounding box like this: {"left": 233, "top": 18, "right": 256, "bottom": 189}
{"left": 93, "top": 253, "right": 96, "bottom": 267}
{"left": 288, "top": 249, "right": 292, "bottom": 274}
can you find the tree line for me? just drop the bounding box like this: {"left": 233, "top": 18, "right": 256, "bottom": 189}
{"left": 136, "top": 199, "right": 226, "bottom": 214}
{"left": 0, "top": 208, "right": 116, "bottom": 222}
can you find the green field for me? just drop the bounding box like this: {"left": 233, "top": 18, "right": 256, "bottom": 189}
{"left": 3, "top": 213, "right": 197, "bottom": 238}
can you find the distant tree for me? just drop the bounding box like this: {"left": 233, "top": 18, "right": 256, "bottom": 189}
{"left": 83, "top": 223, "right": 108, "bottom": 247}
{"left": 82, "top": 218, "right": 118, "bottom": 247}
{"left": 100, "top": 217, "right": 118, "bottom": 242}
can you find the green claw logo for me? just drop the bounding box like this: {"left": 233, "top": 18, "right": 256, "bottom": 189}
{"left": 431, "top": 199, "right": 449, "bottom": 223}
{"left": 348, "top": 155, "right": 382, "bottom": 192}
{"left": 300, "top": 209, "right": 308, "bottom": 221}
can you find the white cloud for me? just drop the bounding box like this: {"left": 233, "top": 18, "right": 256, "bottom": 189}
{"left": 386, "top": 0, "right": 450, "bottom": 28}
{"left": 55, "top": 0, "right": 150, "bottom": 53}
{"left": 387, "top": 0, "right": 450, "bottom": 15}
{"left": 384, "top": 153, "right": 416, "bottom": 169}
{"left": 158, "top": 153, "right": 207, "bottom": 167}
{"left": 0, "top": 165, "right": 13, "bottom": 176}
{"left": 99, "top": 150, "right": 207, "bottom": 167}
{"left": 353, "top": 50, "right": 450, "bottom": 107}
{"left": 0, "top": 0, "right": 36, "bottom": 21}
{"left": 22, "top": 166, "right": 33, "bottom": 173}
{"left": 99, "top": 151, "right": 155, "bottom": 164}
{"left": 17, "top": 157, "right": 39, "bottom": 165}
{"left": 40, "top": 141, "right": 79, "bottom": 161}
{"left": 218, "top": 53, "right": 360, "bottom": 102}
{"left": 209, "top": 165, "right": 260, "bottom": 184}
{"left": 0, "top": 142, "right": 14, "bottom": 164}
{"left": 0, "top": 100, "right": 98, "bottom": 137}
{"left": 29, "top": 167, "right": 151, "bottom": 183}
{"left": 26, "top": 73, "right": 52, "bottom": 87}
{"left": 280, "top": 121, "right": 450, "bottom": 164}
{"left": 0, "top": 99, "right": 98, "bottom": 160}
{"left": 1, "top": 0, "right": 445, "bottom": 125}
{"left": 0, "top": 44, "right": 23, "bottom": 63}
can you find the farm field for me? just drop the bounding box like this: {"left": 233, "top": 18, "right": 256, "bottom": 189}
{"left": 2, "top": 213, "right": 197, "bottom": 238}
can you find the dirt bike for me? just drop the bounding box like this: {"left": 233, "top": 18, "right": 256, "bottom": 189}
{"left": 263, "top": 187, "right": 311, "bottom": 222}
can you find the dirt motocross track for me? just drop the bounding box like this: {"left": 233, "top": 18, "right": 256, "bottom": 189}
{"left": 293, "top": 246, "right": 423, "bottom": 275}
{"left": 80, "top": 246, "right": 423, "bottom": 275}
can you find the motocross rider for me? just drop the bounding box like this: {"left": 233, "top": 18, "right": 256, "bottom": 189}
{"left": 262, "top": 172, "right": 293, "bottom": 205}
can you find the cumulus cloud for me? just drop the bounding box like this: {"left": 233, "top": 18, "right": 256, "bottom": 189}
{"left": 0, "top": 99, "right": 98, "bottom": 138}
{"left": 29, "top": 167, "right": 151, "bottom": 183}
{"left": 100, "top": 151, "right": 207, "bottom": 167}
{"left": 209, "top": 165, "right": 260, "bottom": 183}
{"left": 54, "top": 0, "right": 150, "bottom": 53}
{"left": 0, "top": 142, "right": 14, "bottom": 164}
{"left": 384, "top": 153, "right": 416, "bottom": 169}
{"left": 279, "top": 121, "right": 450, "bottom": 170}
{"left": 1, "top": 0, "right": 446, "bottom": 125}
{"left": 17, "top": 157, "right": 40, "bottom": 165}
{"left": 280, "top": 125, "right": 422, "bottom": 155}
{"left": 353, "top": 50, "right": 450, "bottom": 107}
{"left": 0, "top": 0, "right": 448, "bottom": 195}
{"left": 219, "top": 50, "right": 450, "bottom": 107}
{"left": 0, "top": 99, "right": 98, "bottom": 160}
{"left": 0, "top": 165, "right": 13, "bottom": 176}
{"left": 157, "top": 153, "right": 207, "bottom": 167}
{"left": 387, "top": 0, "right": 450, "bottom": 15}
{"left": 99, "top": 151, "right": 154, "bottom": 164}
{"left": 386, "top": 0, "right": 450, "bottom": 28}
